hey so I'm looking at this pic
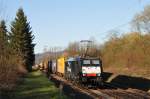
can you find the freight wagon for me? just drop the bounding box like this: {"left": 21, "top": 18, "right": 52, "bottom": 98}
{"left": 51, "top": 60, "right": 57, "bottom": 74}
{"left": 56, "top": 57, "right": 65, "bottom": 76}
{"left": 45, "top": 60, "right": 57, "bottom": 77}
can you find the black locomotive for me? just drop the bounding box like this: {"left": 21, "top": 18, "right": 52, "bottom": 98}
{"left": 65, "top": 57, "right": 103, "bottom": 86}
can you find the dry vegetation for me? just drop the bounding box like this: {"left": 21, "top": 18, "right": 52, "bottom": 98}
{"left": 102, "top": 5, "right": 150, "bottom": 78}
{"left": 0, "top": 46, "right": 27, "bottom": 98}
{"left": 102, "top": 33, "right": 150, "bottom": 78}
{"left": 0, "top": 48, "right": 28, "bottom": 96}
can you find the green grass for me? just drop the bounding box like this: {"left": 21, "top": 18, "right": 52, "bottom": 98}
{"left": 13, "top": 71, "right": 68, "bottom": 99}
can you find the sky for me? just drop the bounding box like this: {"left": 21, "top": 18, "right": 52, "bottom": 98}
{"left": 0, "top": 0, "right": 150, "bottom": 53}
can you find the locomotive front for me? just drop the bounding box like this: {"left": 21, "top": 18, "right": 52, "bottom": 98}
{"left": 80, "top": 58, "right": 103, "bottom": 86}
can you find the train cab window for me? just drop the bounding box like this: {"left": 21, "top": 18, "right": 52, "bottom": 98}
{"left": 83, "top": 60, "right": 91, "bottom": 65}
{"left": 92, "top": 60, "right": 100, "bottom": 65}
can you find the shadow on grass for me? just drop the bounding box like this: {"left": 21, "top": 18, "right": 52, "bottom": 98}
{"left": 110, "top": 75, "right": 150, "bottom": 91}
{"left": 102, "top": 72, "right": 113, "bottom": 82}
{"left": 102, "top": 72, "right": 150, "bottom": 91}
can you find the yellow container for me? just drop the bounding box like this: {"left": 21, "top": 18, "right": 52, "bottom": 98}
{"left": 43, "top": 61, "right": 48, "bottom": 70}
{"left": 57, "top": 57, "right": 65, "bottom": 75}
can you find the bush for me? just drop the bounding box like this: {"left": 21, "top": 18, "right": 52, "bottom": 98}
{"left": 0, "top": 53, "right": 27, "bottom": 99}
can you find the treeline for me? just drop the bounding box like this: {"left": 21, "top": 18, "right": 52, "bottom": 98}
{"left": 102, "top": 32, "right": 150, "bottom": 68}
{"left": 0, "top": 8, "right": 35, "bottom": 97}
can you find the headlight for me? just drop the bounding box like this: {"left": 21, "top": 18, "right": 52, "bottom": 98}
{"left": 97, "top": 73, "right": 101, "bottom": 76}
{"left": 83, "top": 73, "right": 86, "bottom": 76}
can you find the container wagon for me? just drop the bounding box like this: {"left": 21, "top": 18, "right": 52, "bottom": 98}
{"left": 57, "top": 57, "right": 65, "bottom": 76}
{"left": 51, "top": 60, "right": 57, "bottom": 74}
{"left": 46, "top": 60, "right": 52, "bottom": 77}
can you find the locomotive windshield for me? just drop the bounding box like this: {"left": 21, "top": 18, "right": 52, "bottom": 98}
{"left": 83, "top": 60, "right": 90, "bottom": 65}
{"left": 82, "top": 59, "right": 100, "bottom": 66}
{"left": 92, "top": 60, "right": 100, "bottom": 65}
{"left": 82, "top": 58, "right": 101, "bottom": 66}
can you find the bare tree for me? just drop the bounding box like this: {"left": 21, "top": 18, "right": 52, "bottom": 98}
{"left": 66, "top": 41, "right": 80, "bottom": 57}
{"left": 132, "top": 5, "right": 150, "bottom": 33}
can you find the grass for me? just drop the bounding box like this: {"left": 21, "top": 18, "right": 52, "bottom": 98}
{"left": 12, "top": 70, "right": 68, "bottom": 99}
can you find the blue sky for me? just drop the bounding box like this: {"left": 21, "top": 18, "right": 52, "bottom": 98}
{"left": 1, "top": 0, "right": 150, "bottom": 53}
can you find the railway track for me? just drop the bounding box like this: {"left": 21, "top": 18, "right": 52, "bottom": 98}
{"left": 52, "top": 75, "right": 150, "bottom": 99}
{"left": 48, "top": 74, "right": 150, "bottom": 99}
{"left": 50, "top": 74, "right": 113, "bottom": 99}
{"left": 98, "top": 83, "right": 150, "bottom": 99}
{"left": 40, "top": 71, "right": 150, "bottom": 99}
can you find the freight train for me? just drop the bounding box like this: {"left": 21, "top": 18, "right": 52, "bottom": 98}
{"left": 41, "top": 56, "right": 103, "bottom": 86}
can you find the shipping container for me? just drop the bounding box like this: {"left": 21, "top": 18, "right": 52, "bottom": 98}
{"left": 57, "top": 57, "right": 65, "bottom": 76}
{"left": 48, "top": 60, "right": 52, "bottom": 73}
{"left": 52, "top": 60, "right": 57, "bottom": 73}
{"left": 43, "top": 61, "right": 48, "bottom": 72}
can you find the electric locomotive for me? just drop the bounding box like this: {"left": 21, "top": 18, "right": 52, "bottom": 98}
{"left": 65, "top": 57, "right": 103, "bottom": 86}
